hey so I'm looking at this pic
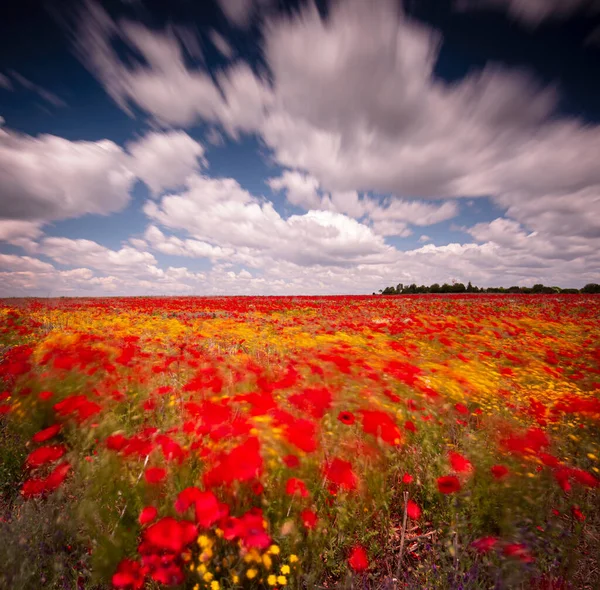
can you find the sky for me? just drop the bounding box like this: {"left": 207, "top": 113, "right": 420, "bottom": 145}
{"left": 1, "top": 0, "right": 600, "bottom": 296}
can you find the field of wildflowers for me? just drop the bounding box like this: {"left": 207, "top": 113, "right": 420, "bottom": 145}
{"left": 0, "top": 295, "right": 599, "bottom": 590}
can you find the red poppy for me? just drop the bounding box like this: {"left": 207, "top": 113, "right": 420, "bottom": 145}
{"left": 360, "top": 410, "right": 402, "bottom": 446}
{"left": 144, "top": 467, "right": 167, "bottom": 484}
{"left": 285, "top": 477, "right": 309, "bottom": 498}
{"left": 300, "top": 508, "right": 318, "bottom": 530}
{"left": 404, "top": 420, "right": 417, "bottom": 433}
{"left": 25, "top": 445, "right": 67, "bottom": 468}
{"left": 284, "top": 419, "right": 318, "bottom": 453}
{"left": 323, "top": 458, "right": 358, "bottom": 491}
{"left": 503, "top": 543, "right": 534, "bottom": 563}
{"left": 471, "top": 536, "right": 498, "bottom": 553}
{"left": 32, "top": 424, "right": 62, "bottom": 443}
{"left": 194, "top": 491, "right": 221, "bottom": 528}
{"left": 338, "top": 411, "right": 355, "bottom": 425}
{"left": 348, "top": 544, "right": 369, "bottom": 572}
{"left": 454, "top": 403, "right": 469, "bottom": 415}
{"left": 283, "top": 454, "right": 300, "bottom": 468}
{"left": 143, "top": 517, "right": 197, "bottom": 553}
{"left": 437, "top": 475, "right": 461, "bottom": 494}
{"left": 406, "top": 499, "right": 421, "bottom": 520}
{"left": 106, "top": 433, "right": 128, "bottom": 452}
{"left": 139, "top": 506, "right": 158, "bottom": 526}
{"left": 491, "top": 465, "right": 509, "bottom": 479}
{"left": 449, "top": 452, "right": 472, "bottom": 473}
{"left": 571, "top": 506, "right": 585, "bottom": 522}
{"left": 112, "top": 558, "right": 144, "bottom": 590}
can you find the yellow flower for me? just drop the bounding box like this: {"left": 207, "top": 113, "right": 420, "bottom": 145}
{"left": 280, "top": 565, "right": 290, "bottom": 575}
{"left": 262, "top": 554, "right": 273, "bottom": 569}
{"left": 267, "top": 574, "right": 277, "bottom": 586}
{"left": 210, "top": 582, "right": 220, "bottom": 590}
{"left": 197, "top": 535, "right": 211, "bottom": 548}
{"left": 244, "top": 548, "right": 261, "bottom": 563}
{"left": 289, "top": 555, "right": 299, "bottom": 563}
{"left": 203, "top": 572, "right": 214, "bottom": 582}
{"left": 277, "top": 575, "right": 287, "bottom": 585}
{"left": 247, "top": 568, "right": 258, "bottom": 580}
{"left": 232, "top": 574, "right": 240, "bottom": 583}
{"left": 268, "top": 545, "right": 280, "bottom": 555}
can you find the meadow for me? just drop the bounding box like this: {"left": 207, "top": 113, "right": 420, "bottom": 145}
{"left": 0, "top": 295, "right": 599, "bottom": 590}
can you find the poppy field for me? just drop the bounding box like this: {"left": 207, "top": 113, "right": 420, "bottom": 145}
{"left": 0, "top": 294, "right": 599, "bottom": 590}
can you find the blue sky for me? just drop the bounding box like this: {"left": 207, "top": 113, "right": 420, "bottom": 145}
{"left": 1, "top": 0, "right": 600, "bottom": 296}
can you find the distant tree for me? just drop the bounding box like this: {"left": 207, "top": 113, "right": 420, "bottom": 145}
{"left": 531, "top": 284, "right": 545, "bottom": 294}
{"left": 466, "top": 281, "right": 474, "bottom": 293}
{"left": 452, "top": 283, "right": 466, "bottom": 293}
{"left": 582, "top": 283, "right": 600, "bottom": 294}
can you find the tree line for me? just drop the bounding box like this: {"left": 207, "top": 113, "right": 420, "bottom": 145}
{"left": 375, "top": 282, "right": 600, "bottom": 295}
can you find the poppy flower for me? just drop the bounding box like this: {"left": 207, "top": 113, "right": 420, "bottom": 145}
{"left": 143, "top": 517, "right": 197, "bottom": 553}
{"left": 471, "top": 536, "right": 498, "bottom": 554}
{"left": 194, "top": 491, "right": 220, "bottom": 528}
{"left": 348, "top": 544, "right": 369, "bottom": 572}
{"left": 404, "top": 420, "right": 417, "bottom": 433}
{"left": 437, "top": 475, "right": 461, "bottom": 494}
{"left": 323, "top": 458, "right": 358, "bottom": 491}
{"left": 175, "top": 487, "right": 202, "bottom": 513}
{"left": 571, "top": 506, "right": 585, "bottom": 522}
{"left": 285, "top": 477, "right": 309, "bottom": 498}
{"left": 449, "top": 452, "right": 473, "bottom": 473}
{"left": 402, "top": 473, "right": 414, "bottom": 484}
{"left": 406, "top": 500, "right": 421, "bottom": 520}
{"left": 491, "top": 465, "right": 509, "bottom": 479}
{"left": 25, "top": 445, "right": 67, "bottom": 468}
{"left": 454, "top": 403, "right": 469, "bottom": 415}
{"left": 106, "top": 433, "right": 128, "bottom": 452}
{"left": 300, "top": 508, "right": 318, "bottom": 530}
{"left": 144, "top": 467, "right": 167, "bottom": 484}
{"left": 338, "top": 411, "right": 355, "bottom": 425}
{"left": 283, "top": 455, "right": 300, "bottom": 468}
{"left": 139, "top": 506, "right": 158, "bottom": 526}
{"left": 503, "top": 543, "right": 534, "bottom": 563}
{"left": 112, "top": 558, "right": 144, "bottom": 590}
{"left": 360, "top": 410, "right": 402, "bottom": 446}
{"left": 32, "top": 423, "right": 62, "bottom": 443}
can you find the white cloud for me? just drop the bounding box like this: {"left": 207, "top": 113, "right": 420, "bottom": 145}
{"left": 0, "top": 220, "right": 42, "bottom": 241}
{"left": 418, "top": 235, "right": 431, "bottom": 242}
{"left": 0, "top": 253, "right": 55, "bottom": 273}
{"left": 369, "top": 200, "right": 459, "bottom": 226}
{"left": 0, "top": 74, "right": 12, "bottom": 90}
{"left": 144, "top": 225, "right": 233, "bottom": 259}
{"left": 217, "top": 0, "right": 255, "bottom": 27}
{"left": 74, "top": 4, "right": 272, "bottom": 132}
{"left": 456, "top": 0, "right": 600, "bottom": 25}
{"left": 209, "top": 30, "right": 234, "bottom": 58}
{"left": 144, "top": 174, "right": 395, "bottom": 267}
{"left": 0, "top": 127, "right": 134, "bottom": 221}
{"left": 267, "top": 170, "right": 322, "bottom": 209}
{"left": 127, "top": 130, "right": 206, "bottom": 194}
{"left": 39, "top": 237, "right": 158, "bottom": 275}
{"left": 9, "top": 71, "right": 67, "bottom": 107}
